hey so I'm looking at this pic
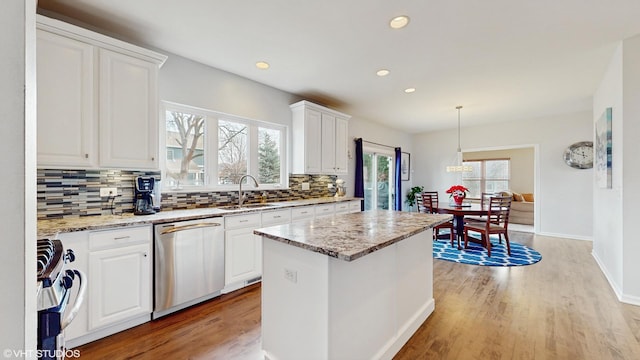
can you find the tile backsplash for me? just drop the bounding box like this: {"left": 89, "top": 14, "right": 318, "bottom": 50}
{"left": 37, "top": 169, "right": 337, "bottom": 219}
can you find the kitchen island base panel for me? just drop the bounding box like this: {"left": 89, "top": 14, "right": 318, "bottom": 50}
{"left": 261, "top": 230, "right": 433, "bottom": 360}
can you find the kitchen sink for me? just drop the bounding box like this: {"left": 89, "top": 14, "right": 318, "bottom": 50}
{"left": 218, "top": 203, "right": 278, "bottom": 210}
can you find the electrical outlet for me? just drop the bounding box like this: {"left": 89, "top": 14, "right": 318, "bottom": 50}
{"left": 100, "top": 187, "right": 118, "bottom": 197}
{"left": 328, "top": 184, "right": 334, "bottom": 189}
{"left": 284, "top": 268, "right": 297, "bottom": 283}
{"left": 301, "top": 182, "right": 310, "bottom": 191}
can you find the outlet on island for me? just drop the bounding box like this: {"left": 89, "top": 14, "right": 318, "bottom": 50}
{"left": 301, "top": 182, "right": 310, "bottom": 191}
{"left": 284, "top": 268, "right": 298, "bottom": 283}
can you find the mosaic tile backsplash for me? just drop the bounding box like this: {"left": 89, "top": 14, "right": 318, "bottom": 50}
{"left": 37, "top": 169, "right": 338, "bottom": 219}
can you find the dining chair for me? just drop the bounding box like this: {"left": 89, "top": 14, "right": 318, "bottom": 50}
{"left": 417, "top": 192, "right": 456, "bottom": 247}
{"left": 465, "top": 192, "right": 499, "bottom": 223}
{"left": 463, "top": 196, "right": 512, "bottom": 257}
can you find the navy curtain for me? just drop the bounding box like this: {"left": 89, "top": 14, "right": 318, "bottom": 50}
{"left": 354, "top": 138, "right": 364, "bottom": 211}
{"left": 394, "top": 147, "right": 402, "bottom": 211}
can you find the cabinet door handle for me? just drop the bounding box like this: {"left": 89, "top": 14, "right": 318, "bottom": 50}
{"left": 273, "top": 215, "right": 281, "bottom": 219}
{"left": 143, "top": 253, "right": 148, "bottom": 257}
{"left": 85, "top": 154, "right": 89, "bottom": 159}
{"left": 113, "top": 236, "right": 130, "bottom": 240}
{"left": 151, "top": 157, "right": 155, "bottom": 161}
{"left": 239, "top": 219, "right": 249, "bottom": 223}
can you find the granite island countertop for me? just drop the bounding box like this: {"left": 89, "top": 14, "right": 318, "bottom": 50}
{"left": 37, "top": 196, "right": 362, "bottom": 238}
{"left": 254, "top": 210, "right": 452, "bottom": 261}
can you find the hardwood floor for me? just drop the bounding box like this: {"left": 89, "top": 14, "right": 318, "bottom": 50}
{"left": 76, "top": 232, "right": 640, "bottom": 359}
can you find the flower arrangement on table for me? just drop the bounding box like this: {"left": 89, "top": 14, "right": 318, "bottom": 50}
{"left": 446, "top": 185, "right": 469, "bottom": 206}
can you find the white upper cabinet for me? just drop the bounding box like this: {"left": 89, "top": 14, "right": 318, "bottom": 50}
{"left": 99, "top": 49, "right": 159, "bottom": 169}
{"left": 36, "top": 15, "right": 166, "bottom": 170}
{"left": 36, "top": 29, "right": 97, "bottom": 167}
{"left": 290, "top": 101, "right": 351, "bottom": 175}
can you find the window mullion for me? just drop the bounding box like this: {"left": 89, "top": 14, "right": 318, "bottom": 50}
{"left": 208, "top": 116, "right": 218, "bottom": 187}
{"left": 249, "top": 125, "right": 258, "bottom": 178}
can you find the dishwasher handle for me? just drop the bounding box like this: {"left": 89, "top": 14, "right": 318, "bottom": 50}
{"left": 160, "top": 222, "right": 222, "bottom": 235}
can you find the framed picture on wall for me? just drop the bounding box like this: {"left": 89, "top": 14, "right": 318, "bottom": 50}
{"left": 595, "top": 107, "right": 612, "bottom": 189}
{"left": 401, "top": 152, "right": 410, "bottom": 181}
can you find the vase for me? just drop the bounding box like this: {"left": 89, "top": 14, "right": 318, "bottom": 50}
{"left": 453, "top": 195, "right": 465, "bottom": 206}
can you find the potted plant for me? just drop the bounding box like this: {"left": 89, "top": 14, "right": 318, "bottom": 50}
{"left": 405, "top": 186, "right": 424, "bottom": 211}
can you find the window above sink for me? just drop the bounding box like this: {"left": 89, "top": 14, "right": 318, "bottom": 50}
{"left": 161, "top": 101, "right": 288, "bottom": 192}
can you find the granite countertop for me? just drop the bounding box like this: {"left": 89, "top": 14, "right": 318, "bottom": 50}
{"left": 254, "top": 210, "right": 453, "bottom": 262}
{"left": 37, "top": 196, "right": 362, "bottom": 238}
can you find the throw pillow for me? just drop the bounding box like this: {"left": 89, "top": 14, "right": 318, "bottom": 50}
{"left": 522, "top": 193, "right": 534, "bottom": 202}
{"left": 512, "top": 192, "right": 524, "bottom": 202}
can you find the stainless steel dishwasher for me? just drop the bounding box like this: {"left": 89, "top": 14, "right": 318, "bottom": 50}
{"left": 153, "top": 217, "right": 224, "bottom": 318}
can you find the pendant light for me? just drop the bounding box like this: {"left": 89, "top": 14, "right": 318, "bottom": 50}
{"left": 446, "top": 105, "right": 473, "bottom": 172}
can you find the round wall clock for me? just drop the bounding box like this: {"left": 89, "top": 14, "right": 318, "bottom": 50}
{"left": 563, "top": 141, "right": 593, "bottom": 169}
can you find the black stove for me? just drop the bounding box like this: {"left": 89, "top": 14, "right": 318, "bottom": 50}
{"left": 36, "top": 238, "right": 85, "bottom": 360}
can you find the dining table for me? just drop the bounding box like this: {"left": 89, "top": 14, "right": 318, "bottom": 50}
{"left": 436, "top": 202, "right": 488, "bottom": 249}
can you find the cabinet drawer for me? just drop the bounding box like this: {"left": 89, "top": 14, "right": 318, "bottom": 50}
{"left": 89, "top": 226, "right": 151, "bottom": 251}
{"left": 291, "top": 206, "right": 315, "bottom": 220}
{"left": 349, "top": 200, "right": 362, "bottom": 212}
{"left": 261, "top": 209, "right": 291, "bottom": 226}
{"left": 334, "top": 202, "right": 350, "bottom": 213}
{"left": 315, "top": 204, "right": 335, "bottom": 216}
{"left": 225, "top": 213, "right": 261, "bottom": 230}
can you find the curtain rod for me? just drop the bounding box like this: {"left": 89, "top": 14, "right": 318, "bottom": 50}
{"left": 354, "top": 138, "right": 399, "bottom": 150}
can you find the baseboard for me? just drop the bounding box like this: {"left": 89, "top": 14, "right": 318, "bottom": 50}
{"left": 592, "top": 251, "right": 640, "bottom": 306}
{"left": 66, "top": 314, "right": 150, "bottom": 349}
{"left": 537, "top": 231, "right": 592, "bottom": 241}
{"left": 375, "top": 298, "right": 435, "bottom": 360}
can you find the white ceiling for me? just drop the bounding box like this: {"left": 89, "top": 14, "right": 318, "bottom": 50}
{"left": 37, "top": 0, "right": 640, "bottom": 133}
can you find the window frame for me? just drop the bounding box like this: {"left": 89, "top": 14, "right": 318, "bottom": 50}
{"left": 161, "top": 101, "right": 288, "bottom": 192}
{"left": 462, "top": 158, "right": 510, "bottom": 199}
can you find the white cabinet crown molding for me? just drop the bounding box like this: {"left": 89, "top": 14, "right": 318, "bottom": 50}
{"left": 36, "top": 14, "right": 167, "bottom": 67}
{"left": 289, "top": 100, "right": 351, "bottom": 120}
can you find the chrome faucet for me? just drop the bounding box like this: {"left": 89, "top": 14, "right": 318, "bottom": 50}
{"left": 238, "top": 174, "right": 259, "bottom": 208}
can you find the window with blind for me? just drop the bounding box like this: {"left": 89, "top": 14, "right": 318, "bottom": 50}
{"left": 462, "top": 159, "right": 510, "bottom": 198}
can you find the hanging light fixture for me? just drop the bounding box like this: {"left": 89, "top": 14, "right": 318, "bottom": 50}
{"left": 446, "top": 105, "right": 473, "bottom": 172}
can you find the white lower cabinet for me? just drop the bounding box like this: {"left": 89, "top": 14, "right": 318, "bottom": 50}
{"left": 88, "top": 242, "right": 151, "bottom": 329}
{"left": 224, "top": 213, "right": 262, "bottom": 290}
{"left": 59, "top": 225, "right": 152, "bottom": 348}
{"left": 315, "top": 203, "right": 336, "bottom": 218}
{"left": 291, "top": 206, "right": 315, "bottom": 223}
{"left": 349, "top": 199, "right": 363, "bottom": 213}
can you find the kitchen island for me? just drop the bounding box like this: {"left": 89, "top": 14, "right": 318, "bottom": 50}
{"left": 254, "top": 210, "right": 452, "bottom": 360}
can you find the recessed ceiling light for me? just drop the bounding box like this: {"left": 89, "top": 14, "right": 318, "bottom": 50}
{"left": 389, "top": 16, "right": 410, "bottom": 29}
{"left": 404, "top": 87, "right": 416, "bottom": 93}
{"left": 376, "top": 69, "right": 390, "bottom": 77}
{"left": 255, "top": 61, "right": 270, "bottom": 70}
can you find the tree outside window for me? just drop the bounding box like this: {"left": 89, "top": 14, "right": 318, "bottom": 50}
{"left": 165, "top": 111, "right": 205, "bottom": 188}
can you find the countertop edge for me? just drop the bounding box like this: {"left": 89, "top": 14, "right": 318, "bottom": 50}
{"left": 254, "top": 212, "right": 453, "bottom": 262}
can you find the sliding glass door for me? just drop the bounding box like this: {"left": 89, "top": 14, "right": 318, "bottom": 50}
{"left": 363, "top": 150, "right": 394, "bottom": 210}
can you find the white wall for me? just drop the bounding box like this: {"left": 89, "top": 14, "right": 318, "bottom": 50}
{"left": 592, "top": 43, "right": 624, "bottom": 300}
{"left": 1, "top": 0, "right": 37, "bottom": 353}
{"left": 159, "top": 52, "right": 297, "bottom": 128}
{"left": 621, "top": 35, "right": 640, "bottom": 304}
{"left": 412, "top": 111, "right": 593, "bottom": 239}
{"left": 594, "top": 35, "right": 640, "bottom": 305}
{"left": 158, "top": 51, "right": 415, "bottom": 202}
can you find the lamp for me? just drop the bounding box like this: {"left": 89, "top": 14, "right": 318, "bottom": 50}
{"left": 446, "top": 105, "right": 473, "bottom": 172}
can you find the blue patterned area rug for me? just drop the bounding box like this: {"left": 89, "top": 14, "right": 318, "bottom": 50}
{"left": 433, "top": 235, "right": 542, "bottom": 266}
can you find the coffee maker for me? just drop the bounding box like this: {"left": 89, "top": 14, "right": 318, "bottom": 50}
{"left": 134, "top": 176, "right": 156, "bottom": 215}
